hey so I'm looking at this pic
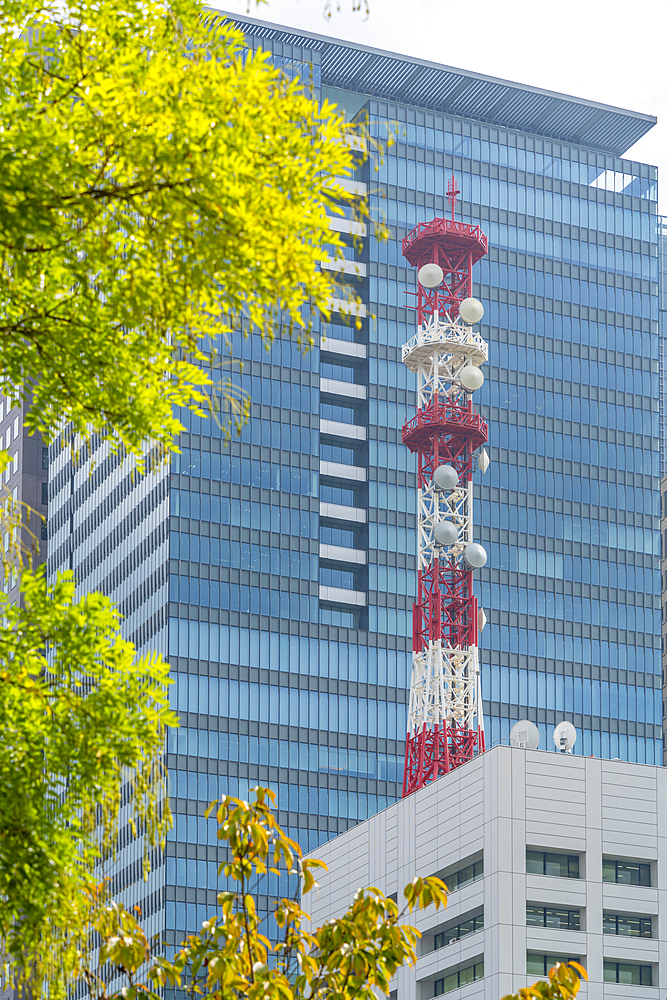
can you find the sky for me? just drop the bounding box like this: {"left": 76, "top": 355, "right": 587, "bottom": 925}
{"left": 219, "top": 0, "right": 667, "bottom": 215}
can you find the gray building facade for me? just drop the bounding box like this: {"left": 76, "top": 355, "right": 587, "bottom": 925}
{"left": 306, "top": 746, "right": 667, "bottom": 999}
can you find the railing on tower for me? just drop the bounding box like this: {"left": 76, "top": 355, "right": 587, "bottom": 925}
{"left": 401, "top": 177, "right": 490, "bottom": 797}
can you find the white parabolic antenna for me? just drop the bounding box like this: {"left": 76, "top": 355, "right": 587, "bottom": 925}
{"left": 553, "top": 721, "right": 577, "bottom": 754}
{"left": 510, "top": 720, "right": 540, "bottom": 750}
{"left": 418, "top": 263, "right": 444, "bottom": 289}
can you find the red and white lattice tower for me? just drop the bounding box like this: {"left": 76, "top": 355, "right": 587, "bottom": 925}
{"left": 401, "top": 177, "right": 490, "bottom": 797}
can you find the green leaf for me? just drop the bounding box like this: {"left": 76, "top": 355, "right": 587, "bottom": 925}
{"left": 0, "top": 568, "right": 174, "bottom": 991}
{"left": 0, "top": 0, "right": 367, "bottom": 464}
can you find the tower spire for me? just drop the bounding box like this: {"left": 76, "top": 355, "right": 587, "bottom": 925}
{"left": 446, "top": 173, "right": 460, "bottom": 221}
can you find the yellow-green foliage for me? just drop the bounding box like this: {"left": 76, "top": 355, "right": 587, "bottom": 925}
{"left": 78, "top": 787, "right": 448, "bottom": 1000}
{"left": 78, "top": 789, "right": 588, "bottom": 1000}
{"left": 0, "top": 0, "right": 360, "bottom": 460}
{"left": 501, "top": 960, "right": 587, "bottom": 1000}
{"left": 0, "top": 0, "right": 365, "bottom": 987}
{"left": 0, "top": 568, "right": 176, "bottom": 992}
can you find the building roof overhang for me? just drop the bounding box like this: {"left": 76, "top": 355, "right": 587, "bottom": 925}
{"left": 211, "top": 10, "right": 656, "bottom": 157}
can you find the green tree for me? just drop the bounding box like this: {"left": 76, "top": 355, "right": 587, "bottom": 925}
{"left": 0, "top": 0, "right": 364, "bottom": 988}
{"left": 0, "top": 568, "right": 176, "bottom": 992}
{"left": 76, "top": 788, "right": 587, "bottom": 1000}
{"left": 0, "top": 0, "right": 362, "bottom": 464}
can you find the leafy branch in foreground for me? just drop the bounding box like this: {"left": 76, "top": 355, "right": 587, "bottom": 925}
{"left": 501, "top": 960, "right": 587, "bottom": 1000}
{"left": 75, "top": 787, "right": 446, "bottom": 1000}
{"left": 74, "top": 788, "right": 588, "bottom": 1000}
{"left": 0, "top": 0, "right": 367, "bottom": 461}
{"left": 0, "top": 567, "right": 177, "bottom": 996}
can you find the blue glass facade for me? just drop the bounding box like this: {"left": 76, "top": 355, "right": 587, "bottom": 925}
{"left": 47, "top": 15, "right": 662, "bottom": 954}
{"left": 659, "top": 217, "right": 667, "bottom": 765}
{"left": 359, "top": 102, "right": 661, "bottom": 767}
{"left": 479, "top": 186, "right": 661, "bottom": 755}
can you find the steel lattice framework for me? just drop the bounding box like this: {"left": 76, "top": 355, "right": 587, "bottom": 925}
{"left": 401, "top": 180, "right": 489, "bottom": 797}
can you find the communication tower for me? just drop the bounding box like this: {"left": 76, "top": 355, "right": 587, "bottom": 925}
{"left": 400, "top": 178, "right": 489, "bottom": 797}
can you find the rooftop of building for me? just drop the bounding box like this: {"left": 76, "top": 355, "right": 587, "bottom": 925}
{"left": 212, "top": 9, "right": 656, "bottom": 157}
{"left": 304, "top": 745, "right": 666, "bottom": 999}
{"left": 304, "top": 743, "right": 667, "bottom": 866}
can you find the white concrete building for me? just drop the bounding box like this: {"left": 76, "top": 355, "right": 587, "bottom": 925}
{"left": 305, "top": 746, "right": 667, "bottom": 1000}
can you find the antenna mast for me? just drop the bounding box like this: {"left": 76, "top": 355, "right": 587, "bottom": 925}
{"left": 400, "top": 177, "right": 490, "bottom": 796}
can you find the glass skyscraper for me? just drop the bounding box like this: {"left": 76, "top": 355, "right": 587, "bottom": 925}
{"left": 659, "top": 217, "right": 667, "bottom": 765}
{"left": 47, "top": 13, "right": 662, "bottom": 951}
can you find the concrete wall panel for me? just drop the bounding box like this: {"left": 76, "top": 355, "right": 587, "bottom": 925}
{"left": 304, "top": 747, "right": 666, "bottom": 1000}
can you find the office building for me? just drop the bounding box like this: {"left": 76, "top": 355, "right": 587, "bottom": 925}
{"left": 47, "top": 14, "right": 661, "bottom": 947}
{"left": 659, "top": 218, "right": 667, "bottom": 765}
{"left": 306, "top": 745, "right": 667, "bottom": 999}
{"left": 1, "top": 392, "right": 48, "bottom": 593}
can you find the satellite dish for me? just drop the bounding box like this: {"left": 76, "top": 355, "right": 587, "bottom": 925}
{"left": 553, "top": 721, "right": 577, "bottom": 754}
{"left": 458, "top": 297, "right": 484, "bottom": 324}
{"left": 459, "top": 365, "right": 485, "bottom": 392}
{"left": 432, "top": 464, "right": 458, "bottom": 492}
{"left": 418, "top": 263, "right": 444, "bottom": 289}
{"left": 478, "top": 448, "right": 490, "bottom": 474}
{"left": 510, "top": 720, "right": 540, "bottom": 750}
{"left": 433, "top": 520, "right": 458, "bottom": 547}
{"left": 463, "top": 542, "right": 487, "bottom": 569}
